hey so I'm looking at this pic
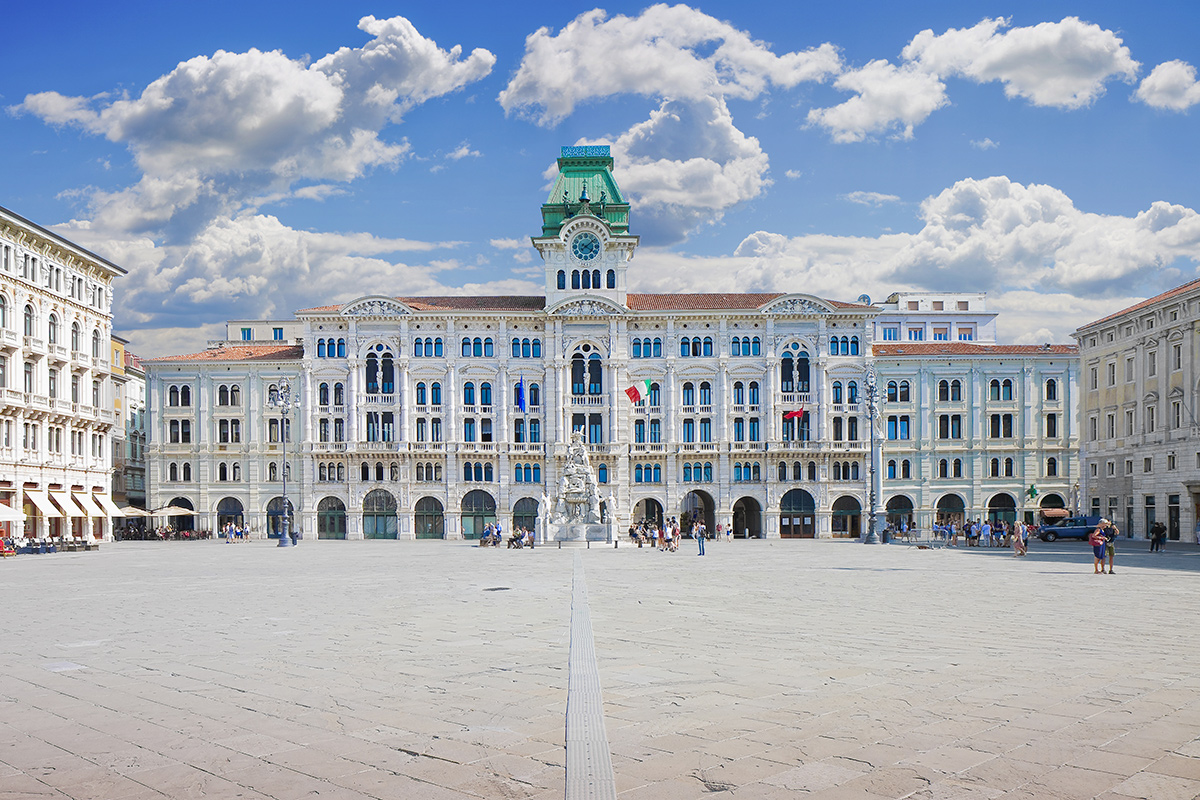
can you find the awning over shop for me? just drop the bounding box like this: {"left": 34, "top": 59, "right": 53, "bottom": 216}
{"left": 50, "top": 491, "right": 87, "bottom": 518}
{"left": 73, "top": 493, "right": 105, "bottom": 517}
{"left": 93, "top": 493, "right": 125, "bottom": 517}
{"left": 1041, "top": 508, "right": 1070, "bottom": 519}
{"left": 0, "top": 504, "right": 23, "bottom": 522}
{"left": 25, "top": 491, "right": 62, "bottom": 518}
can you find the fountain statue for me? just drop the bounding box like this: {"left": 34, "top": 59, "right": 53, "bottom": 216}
{"left": 540, "top": 431, "right": 614, "bottom": 543}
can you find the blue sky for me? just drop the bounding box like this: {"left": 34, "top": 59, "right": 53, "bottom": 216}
{"left": 3, "top": 1, "right": 1199, "bottom": 356}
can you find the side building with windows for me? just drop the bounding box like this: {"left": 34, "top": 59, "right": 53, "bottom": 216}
{"left": 1076, "top": 278, "right": 1200, "bottom": 543}
{"left": 874, "top": 341, "right": 1080, "bottom": 530}
{"left": 0, "top": 204, "right": 127, "bottom": 541}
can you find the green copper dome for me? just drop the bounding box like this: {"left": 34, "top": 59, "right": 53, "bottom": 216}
{"left": 541, "top": 145, "right": 630, "bottom": 237}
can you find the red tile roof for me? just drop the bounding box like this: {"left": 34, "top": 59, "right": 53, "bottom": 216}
{"left": 144, "top": 344, "right": 304, "bottom": 363}
{"left": 297, "top": 293, "right": 872, "bottom": 314}
{"left": 1077, "top": 277, "right": 1200, "bottom": 331}
{"left": 873, "top": 343, "right": 1078, "bottom": 357}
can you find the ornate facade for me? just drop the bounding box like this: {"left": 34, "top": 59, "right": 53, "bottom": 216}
{"left": 144, "top": 147, "right": 1080, "bottom": 541}
{"left": 0, "top": 204, "right": 126, "bottom": 541}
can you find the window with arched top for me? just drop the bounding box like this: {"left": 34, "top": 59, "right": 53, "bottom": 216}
{"left": 938, "top": 380, "right": 949, "bottom": 401}
{"left": 989, "top": 379, "right": 1001, "bottom": 401}
{"left": 180, "top": 385, "right": 192, "bottom": 406}
{"left": 832, "top": 381, "right": 843, "bottom": 404}
{"left": 430, "top": 382, "right": 441, "bottom": 405}
{"left": 898, "top": 381, "right": 910, "bottom": 402}
{"left": 0, "top": 295, "right": 6, "bottom": 329}
{"left": 830, "top": 337, "right": 839, "bottom": 356}
{"left": 951, "top": 379, "right": 962, "bottom": 401}
{"left": 463, "top": 382, "right": 475, "bottom": 406}
{"left": 480, "top": 383, "right": 492, "bottom": 406}
{"left": 682, "top": 382, "right": 695, "bottom": 406}
{"left": 218, "top": 385, "right": 229, "bottom": 405}
{"left": 887, "top": 380, "right": 898, "bottom": 403}
{"left": 1045, "top": 378, "right": 1058, "bottom": 401}
{"left": 849, "top": 336, "right": 860, "bottom": 355}
{"left": 1047, "top": 457, "right": 1058, "bottom": 477}
{"left": 606, "top": 269, "right": 615, "bottom": 289}
{"left": 24, "top": 305, "right": 34, "bottom": 336}
{"left": 557, "top": 270, "right": 566, "bottom": 290}
{"left": 317, "top": 339, "right": 326, "bottom": 358}
{"left": 847, "top": 381, "right": 858, "bottom": 404}
{"left": 1001, "top": 379, "right": 1013, "bottom": 401}
{"left": 571, "top": 270, "right": 581, "bottom": 289}
{"left": 522, "top": 338, "right": 532, "bottom": 358}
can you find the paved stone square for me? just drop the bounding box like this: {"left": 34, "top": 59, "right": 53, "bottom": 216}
{"left": 2, "top": 538, "right": 1200, "bottom": 799}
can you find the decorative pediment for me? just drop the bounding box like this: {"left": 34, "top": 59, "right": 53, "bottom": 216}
{"left": 762, "top": 294, "right": 836, "bottom": 315}
{"left": 550, "top": 297, "right": 625, "bottom": 317}
{"left": 340, "top": 296, "right": 412, "bottom": 318}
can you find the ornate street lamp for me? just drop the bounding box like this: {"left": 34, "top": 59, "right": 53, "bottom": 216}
{"left": 268, "top": 378, "right": 302, "bottom": 547}
{"left": 863, "top": 370, "right": 881, "bottom": 544}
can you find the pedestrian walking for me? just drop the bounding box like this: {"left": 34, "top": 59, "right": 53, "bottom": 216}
{"left": 1090, "top": 520, "right": 1109, "bottom": 574}
{"left": 1150, "top": 521, "right": 1166, "bottom": 552}
{"left": 696, "top": 523, "right": 705, "bottom": 556}
{"left": 1105, "top": 522, "right": 1119, "bottom": 574}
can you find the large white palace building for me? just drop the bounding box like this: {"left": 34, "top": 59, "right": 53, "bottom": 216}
{"left": 144, "top": 146, "right": 1080, "bottom": 540}
{"left": 0, "top": 204, "right": 127, "bottom": 541}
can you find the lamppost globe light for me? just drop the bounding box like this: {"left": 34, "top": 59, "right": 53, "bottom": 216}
{"left": 863, "top": 368, "right": 881, "bottom": 544}
{"left": 268, "top": 377, "right": 300, "bottom": 548}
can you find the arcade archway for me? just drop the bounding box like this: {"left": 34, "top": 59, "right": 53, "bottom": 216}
{"left": 885, "top": 495, "right": 914, "bottom": 530}
{"left": 987, "top": 493, "right": 1017, "bottom": 525}
{"left": 317, "top": 497, "right": 346, "bottom": 539}
{"left": 461, "top": 490, "right": 496, "bottom": 540}
{"left": 633, "top": 498, "right": 663, "bottom": 527}
{"left": 415, "top": 496, "right": 444, "bottom": 539}
{"left": 732, "top": 497, "right": 762, "bottom": 538}
{"left": 831, "top": 495, "right": 861, "bottom": 538}
{"left": 362, "top": 489, "right": 397, "bottom": 539}
{"left": 935, "top": 494, "right": 965, "bottom": 526}
{"left": 780, "top": 489, "right": 815, "bottom": 538}
{"left": 680, "top": 490, "right": 714, "bottom": 534}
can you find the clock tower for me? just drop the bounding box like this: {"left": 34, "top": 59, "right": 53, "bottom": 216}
{"left": 533, "top": 145, "right": 638, "bottom": 310}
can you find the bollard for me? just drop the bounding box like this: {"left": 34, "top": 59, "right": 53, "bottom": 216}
{"left": 587, "top": 541, "right": 590, "bottom": 549}
{"left": 558, "top": 540, "right": 561, "bottom": 549}
{"left": 614, "top": 541, "right": 618, "bottom": 549}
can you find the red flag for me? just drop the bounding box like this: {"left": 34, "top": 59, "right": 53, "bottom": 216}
{"left": 625, "top": 386, "right": 643, "bottom": 403}
{"left": 783, "top": 406, "right": 807, "bottom": 420}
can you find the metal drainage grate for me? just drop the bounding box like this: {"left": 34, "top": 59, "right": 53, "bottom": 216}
{"left": 483, "top": 587, "right": 511, "bottom": 592}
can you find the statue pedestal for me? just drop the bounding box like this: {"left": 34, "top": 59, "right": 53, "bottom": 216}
{"left": 545, "top": 521, "right": 613, "bottom": 544}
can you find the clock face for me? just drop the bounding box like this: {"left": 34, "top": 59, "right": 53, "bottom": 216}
{"left": 571, "top": 232, "right": 601, "bottom": 261}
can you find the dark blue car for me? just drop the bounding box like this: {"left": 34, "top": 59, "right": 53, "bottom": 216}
{"left": 1038, "top": 515, "right": 1102, "bottom": 542}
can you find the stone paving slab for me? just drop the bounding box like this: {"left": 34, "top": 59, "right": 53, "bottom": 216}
{"left": 1, "top": 539, "right": 1199, "bottom": 799}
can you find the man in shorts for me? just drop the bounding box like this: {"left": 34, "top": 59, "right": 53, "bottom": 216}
{"left": 1104, "top": 521, "right": 1119, "bottom": 574}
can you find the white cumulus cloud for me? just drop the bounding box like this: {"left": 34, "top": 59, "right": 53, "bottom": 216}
{"left": 499, "top": 4, "right": 840, "bottom": 125}
{"left": 843, "top": 190, "right": 902, "bottom": 206}
{"left": 1135, "top": 59, "right": 1200, "bottom": 110}
{"left": 810, "top": 16, "right": 1139, "bottom": 142}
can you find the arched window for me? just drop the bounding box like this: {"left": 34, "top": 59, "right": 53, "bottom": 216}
{"left": 684, "top": 463, "right": 693, "bottom": 482}
{"left": 1002, "top": 379, "right": 1013, "bottom": 401}
{"left": 830, "top": 337, "right": 840, "bottom": 356}
{"left": 732, "top": 337, "right": 742, "bottom": 357}
{"left": 320, "top": 463, "right": 329, "bottom": 482}
{"left": 480, "top": 382, "right": 492, "bottom": 406}
{"left": 1004, "top": 457, "right": 1014, "bottom": 477}
{"left": 319, "top": 383, "right": 330, "bottom": 406}
{"left": 484, "top": 463, "right": 494, "bottom": 482}
{"left": 168, "top": 463, "right": 178, "bottom": 481}
{"left": 633, "top": 339, "right": 642, "bottom": 358}
{"left": 47, "top": 314, "right": 57, "bottom": 344}
{"left": 581, "top": 269, "right": 591, "bottom": 289}
{"left": 337, "top": 339, "right": 346, "bottom": 357}
{"left": 606, "top": 269, "right": 615, "bottom": 289}
{"left": 938, "top": 380, "right": 949, "bottom": 401}
{"left": 592, "top": 269, "right": 600, "bottom": 288}
{"left": 434, "top": 338, "right": 443, "bottom": 357}
{"left": 832, "top": 462, "right": 842, "bottom": 481}
{"left": 989, "top": 379, "right": 1000, "bottom": 401}
{"left": 704, "top": 462, "right": 713, "bottom": 482}
{"left": 691, "top": 337, "right": 702, "bottom": 357}
{"left": 362, "top": 462, "right": 371, "bottom": 481}
{"left": 334, "top": 382, "right": 345, "bottom": 405}
{"left": 733, "top": 382, "right": 744, "bottom": 405}
{"left": 699, "top": 382, "right": 712, "bottom": 405}
{"left": 571, "top": 270, "right": 581, "bottom": 289}
{"left": 808, "top": 461, "right": 817, "bottom": 481}
{"left": 522, "top": 339, "right": 532, "bottom": 358}
{"left": 734, "top": 463, "right": 743, "bottom": 482}
{"left": 652, "top": 465, "right": 661, "bottom": 482}
{"left": 557, "top": 270, "right": 566, "bottom": 290}
{"left": 938, "top": 459, "right": 948, "bottom": 478}
{"left": 431, "top": 382, "right": 441, "bottom": 405}
{"left": 850, "top": 463, "right": 859, "bottom": 480}
{"left": 180, "top": 385, "right": 191, "bottom": 406}
{"left": 990, "top": 458, "right": 1000, "bottom": 478}
{"left": 888, "top": 459, "right": 897, "bottom": 479}
{"left": 749, "top": 382, "right": 759, "bottom": 405}
{"left": 849, "top": 336, "right": 860, "bottom": 355}
{"left": 703, "top": 337, "right": 713, "bottom": 357}
{"left": 652, "top": 338, "right": 662, "bottom": 357}
{"left": 532, "top": 339, "right": 542, "bottom": 358}
{"left": 218, "top": 463, "right": 229, "bottom": 481}
{"left": 416, "top": 382, "right": 426, "bottom": 405}
{"left": 1045, "top": 378, "right": 1058, "bottom": 401}
{"left": 23, "top": 305, "right": 34, "bottom": 336}
{"left": 464, "top": 463, "right": 473, "bottom": 481}
{"left": 1047, "top": 457, "right": 1058, "bottom": 477}
{"left": 951, "top": 379, "right": 962, "bottom": 401}
{"left": 902, "top": 460, "right": 911, "bottom": 479}
{"left": 597, "top": 464, "right": 607, "bottom": 483}
{"left": 472, "top": 337, "right": 482, "bottom": 357}
{"left": 461, "top": 338, "right": 471, "bottom": 357}
{"left": 317, "top": 339, "right": 326, "bottom": 358}
{"left": 463, "top": 382, "right": 475, "bottom": 405}
{"left": 953, "top": 459, "right": 962, "bottom": 478}
{"left": 588, "top": 353, "right": 603, "bottom": 394}
{"left": 512, "top": 338, "right": 521, "bottom": 358}
{"left": 414, "top": 338, "right": 424, "bottom": 358}
{"left": 168, "top": 385, "right": 179, "bottom": 406}
{"left": 529, "top": 383, "right": 541, "bottom": 407}
{"left": 832, "top": 381, "right": 843, "bottom": 404}
{"left": 91, "top": 329, "right": 101, "bottom": 357}
{"left": 680, "top": 338, "right": 690, "bottom": 357}
{"left": 847, "top": 381, "right": 858, "bottom": 404}
{"left": 887, "top": 381, "right": 898, "bottom": 402}
{"left": 218, "top": 385, "right": 229, "bottom": 405}
{"left": 270, "top": 462, "right": 279, "bottom": 482}
{"left": 71, "top": 322, "right": 80, "bottom": 352}
{"left": 484, "top": 338, "right": 494, "bottom": 357}
{"left": 682, "top": 382, "right": 695, "bottom": 405}
{"left": 778, "top": 462, "right": 788, "bottom": 481}
{"left": 635, "top": 464, "right": 644, "bottom": 483}
{"left": 0, "top": 295, "right": 5, "bottom": 329}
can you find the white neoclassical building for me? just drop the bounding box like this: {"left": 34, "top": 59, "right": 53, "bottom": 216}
{"left": 1076, "top": 277, "right": 1200, "bottom": 543}
{"left": 144, "top": 146, "right": 1080, "bottom": 541}
{"left": 0, "top": 204, "right": 127, "bottom": 542}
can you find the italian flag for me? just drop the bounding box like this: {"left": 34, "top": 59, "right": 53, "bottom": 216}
{"left": 625, "top": 379, "right": 652, "bottom": 403}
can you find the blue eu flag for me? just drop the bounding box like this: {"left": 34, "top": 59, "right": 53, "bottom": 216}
{"left": 515, "top": 377, "right": 526, "bottom": 412}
